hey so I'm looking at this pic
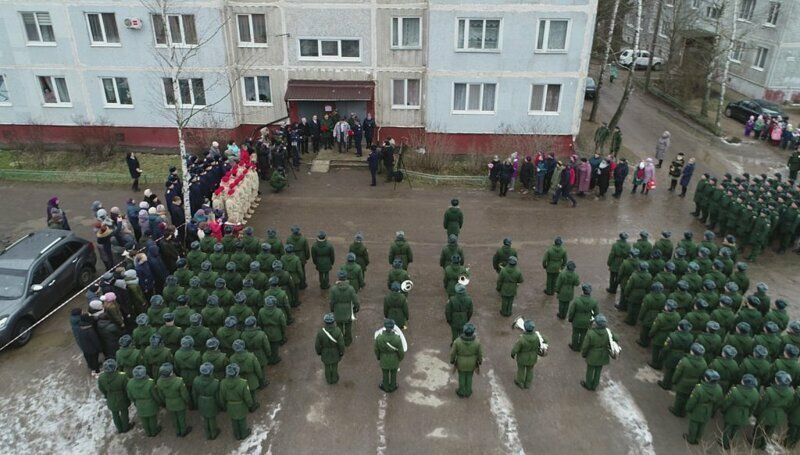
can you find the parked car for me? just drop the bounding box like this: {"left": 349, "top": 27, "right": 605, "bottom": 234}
{"left": 0, "top": 230, "right": 96, "bottom": 348}
{"left": 585, "top": 77, "right": 597, "bottom": 99}
{"left": 618, "top": 49, "right": 663, "bottom": 70}
{"left": 724, "top": 99, "right": 789, "bottom": 123}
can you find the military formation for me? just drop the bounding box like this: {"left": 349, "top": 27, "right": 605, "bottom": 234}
{"left": 606, "top": 228, "right": 800, "bottom": 448}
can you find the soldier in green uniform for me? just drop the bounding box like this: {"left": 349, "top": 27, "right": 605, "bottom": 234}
{"left": 580, "top": 314, "right": 617, "bottom": 391}
{"left": 746, "top": 210, "right": 772, "bottom": 262}
{"left": 615, "top": 248, "right": 640, "bottom": 311}
{"left": 720, "top": 373, "right": 760, "bottom": 448}
{"left": 646, "top": 250, "right": 665, "bottom": 280}
{"left": 186, "top": 277, "right": 209, "bottom": 311}
{"left": 722, "top": 282, "right": 743, "bottom": 313}
{"left": 685, "top": 299, "right": 710, "bottom": 335}
{"left": 201, "top": 295, "right": 226, "bottom": 335}
{"left": 116, "top": 335, "right": 143, "bottom": 378}
{"left": 173, "top": 258, "right": 193, "bottom": 288}
{"left": 730, "top": 262, "right": 750, "bottom": 295}
{"left": 315, "top": 313, "right": 346, "bottom": 385}
{"left": 172, "top": 296, "right": 194, "bottom": 329}
{"left": 677, "top": 232, "right": 698, "bottom": 260}
{"left": 697, "top": 175, "right": 716, "bottom": 223}
{"left": 132, "top": 314, "right": 156, "bottom": 349}
{"left": 174, "top": 336, "right": 201, "bottom": 399}
{"left": 542, "top": 237, "right": 567, "bottom": 296}
{"left": 348, "top": 232, "right": 370, "bottom": 278}
{"left": 342, "top": 253, "right": 365, "bottom": 292}
{"left": 193, "top": 362, "right": 223, "bottom": 440}
{"left": 212, "top": 277, "right": 236, "bottom": 309}
{"left": 186, "top": 241, "right": 207, "bottom": 271}
{"left": 221, "top": 225, "right": 237, "bottom": 254}
{"left": 198, "top": 229, "right": 217, "bottom": 254}
{"left": 700, "top": 231, "right": 719, "bottom": 259}
{"left": 126, "top": 365, "right": 161, "bottom": 436}
{"left": 735, "top": 295, "right": 763, "bottom": 334}
{"left": 259, "top": 296, "right": 287, "bottom": 364}
{"left": 658, "top": 319, "right": 694, "bottom": 388}
{"left": 724, "top": 322, "right": 755, "bottom": 363}
{"left": 240, "top": 278, "right": 263, "bottom": 312}
{"left": 606, "top": 232, "right": 631, "bottom": 294}
{"left": 787, "top": 381, "right": 800, "bottom": 447}
{"left": 388, "top": 231, "right": 413, "bottom": 270}
{"left": 265, "top": 227, "right": 283, "bottom": 256}
{"left": 718, "top": 248, "right": 735, "bottom": 276}
{"left": 143, "top": 334, "right": 173, "bottom": 379}
{"left": 443, "top": 255, "right": 468, "bottom": 297}
{"left": 654, "top": 262, "right": 678, "bottom": 294}
{"left": 202, "top": 337, "right": 228, "bottom": 380}
{"left": 450, "top": 323, "right": 483, "bottom": 397}
{"left": 710, "top": 345, "right": 740, "bottom": 393}
{"left": 789, "top": 149, "right": 800, "bottom": 180}
{"left": 375, "top": 319, "right": 405, "bottom": 392}
{"left": 147, "top": 295, "right": 168, "bottom": 329}
{"left": 753, "top": 282, "right": 771, "bottom": 316}
{"left": 446, "top": 283, "right": 473, "bottom": 342}
{"left": 440, "top": 234, "right": 465, "bottom": 270}
{"left": 496, "top": 256, "right": 523, "bottom": 317}
{"left": 265, "top": 277, "right": 293, "bottom": 324}
{"left": 654, "top": 230, "right": 674, "bottom": 260}
{"left": 668, "top": 280, "right": 693, "bottom": 317}
{"left": 633, "top": 231, "right": 653, "bottom": 259}
{"left": 158, "top": 313, "right": 183, "bottom": 351}
{"left": 637, "top": 282, "right": 666, "bottom": 347}
{"left": 161, "top": 275, "right": 185, "bottom": 308}
{"left": 672, "top": 248, "right": 689, "bottom": 278}
{"left": 311, "top": 231, "right": 335, "bottom": 290}
{"left": 443, "top": 198, "right": 464, "bottom": 237}
{"left": 702, "top": 264, "right": 726, "bottom": 299}
{"left": 623, "top": 262, "right": 653, "bottom": 325}
{"left": 752, "top": 371, "right": 795, "bottom": 449}
{"left": 244, "top": 263, "right": 268, "bottom": 292}
{"left": 155, "top": 362, "right": 192, "bottom": 437}
{"left": 220, "top": 363, "right": 255, "bottom": 440}
{"left": 98, "top": 359, "right": 132, "bottom": 433}
{"left": 329, "top": 270, "right": 359, "bottom": 346}
{"left": 254, "top": 243, "right": 277, "bottom": 276}
{"left": 783, "top": 322, "right": 800, "bottom": 354}
{"left": 682, "top": 262, "right": 702, "bottom": 295}
{"left": 511, "top": 319, "right": 547, "bottom": 389}
{"left": 270, "top": 261, "right": 297, "bottom": 307}
{"left": 567, "top": 284, "right": 598, "bottom": 351}
{"left": 684, "top": 369, "right": 724, "bottom": 444}
{"left": 241, "top": 227, "right": 260, "bottom": 256}
{"left": 777, "top": 199, "right": 800, "bottom": 254}
{"left": 772, "top": 344, "right": 800, "bottom": 388}
{"left": 230, "top": 339, "right": 264, "bottom": 403}
{"left": 216, "top": 316, "right": 241, "bottom": 355}
{"left": 647, "top": 300, "right": 680, "bottom": 368}
{"left": 493, "top": 238, "right": 517, "bottom": 274}
{"left": 281, "top": 244, "right": 305, "bottom": 303}
{"left": 384, "top": 282, "right": 409, "bottom": 329}
{"left": 387, "top": 259, "right": 410, "bottom": 291}
{"left": 241, "top": 316, "right": 271, "bottom": 383}
{"left": 696, "top": 321, "right": 722, "bottom": 363}
{"left": 755, "top": 321, "right": 783, "bottom": 360}
{"left": 286, "top": 226, "right": 310, "bottom": 289}
{"left": 197, "top": 261, "right": 219, "bottom": 290}
{"left": 208, "top": 243, "right": 229, "bottom": 272}
{"left": 221, "top": 262, "right": 243, "bottom": 294}
{"left": 695, "top": 248, "right": 713, "bottom": 276}
{"left": 229, "top": 292, "right": 254, "bottom": 329}
{"left": 741, "top": 345, "right": 773, "bottom": 390}
{"left": 765, "top": 299, "right": 789, "bottom": 332}
{"left": 669, "top": 343, "right": 708, "bottom": 417}
{"left": 555, "top": 261, "right": 580, "bottom": 320}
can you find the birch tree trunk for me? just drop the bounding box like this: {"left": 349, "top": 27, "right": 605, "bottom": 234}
{"left": 589, "top": 0, "right": 621, "bottom": 122}
{"left": 608, "top": 0, "right": 642, "bottom": 133}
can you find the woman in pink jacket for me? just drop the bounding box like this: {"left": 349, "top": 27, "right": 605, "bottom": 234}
{"left": 577, "top": 158, "right": 592, "bottom": 196}
{"left": 641, "top": 158, "right": 656, "bottom": 195}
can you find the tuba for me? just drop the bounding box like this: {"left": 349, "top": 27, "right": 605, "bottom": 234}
{"left": 511, "top": 316, "right": 526, "bottom": 331}
{"left": 401, "top": 280, "right": 414, "bottom": 292}
{"left": 458, "top": 275, "right": 470, "bottom": 286}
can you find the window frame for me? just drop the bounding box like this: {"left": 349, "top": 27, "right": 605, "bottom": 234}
{"left": 85, "top": 12, "right": 120, "bottom": 46}
{"left": 391, "top": 78, "right": 421, "bottom": 109}
{"left": 730, "top": 40, "right": 745, "bottom": 63}
{"left": 535, "top": 18, "right": 571, "bottom": 53}
{"left": 451, "top": 82, "right": 497, "bottom": 115}
{"left": 152, "top": 14, "right": 198, "bottom": 47}
{"left": 38, "top": 75, "right": 71, "bottom": 107}
{"left": 738, "top": 0, "right": 756, "bottom": 22}
{"left": 455, "top": 18, "right": 502, "bottom": 52}
{"left": 100, "top": 77, "right": 133, "bottom": 108}
{"left": 658, "top": 17, "right": 669, "bottom": 38}
{"left": 752, "top": 46, "right": 768, "bottom": 70}
{"left": 241, "top": 75, "right": 273, "bottom": 106}
{"left": 691, "top": 0, "right": 700, "bottom": 8}
{"left": 390, "top": 17, "right": 422, "bottom": 50}
{"left": 21, "top": 11, "right": 56, "bottom": 46}
{"left": 297, "top": 37, "right": 362, "bottom": 62}
{"left": 236, "top": 13, "right": 268, "bottom": 47}
{"left": 528, "top": 83, "right": 562, "bottom": 115}
{"left": 162, "top": 77, "right": 206, "bottom": 108}
{"left": 0, "top": 75, "right": 11, "bottom": 106}
{"left": 765, "top": 1, "right": 780, "bottom": 26}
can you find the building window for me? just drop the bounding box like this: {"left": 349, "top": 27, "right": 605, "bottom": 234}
{"left": 536, "top": 19, "right": 569, "bottom": 52}
{"left": 738, "top": 0, "right": 756, "bottom": 21}
{"left": 664, "top": 0, "right": 674, "bottom": 5}
{"left": 691, "top": 0, "right": 700, "bottom": 8}
{"left": 163, "top": 77, "right": 206, "bottom": 107}
{"left": 237, "top": 14, "right": 267, "bottom": 46}
{"left": 391, "top": 17, "right": 421, "bottom": 49}
{"left": 452, "top": 82, "right": 496, "bottom": 113}
{"left": 456, "top": 19, "right": 500, "bottom": 51}
{"left": 659, "top": 18, "right": 669, "bottom": 38}
{"left": 529, "top": 84, "right": 561, "bottom": 114}
{"left": 152, "top": 14, "right": 198, "bottom": 46}
{"left": 101, "top": 77, "right": 132, "bottom": 107}
{"left": 753, "top": 47, "right": 768, "bottom": 70}
{"left": 38, "top": 76, "right": 70, "bottom": 105}
{"left": 392, "top": 79, "right": 420, "bottom": 108}
{"left": 242, "top": 76, "right": 272, "bottom": 105}
{"left": 766, "top": 2, "right": 780, "bottom": 25}
{"left": 21, "top": 12, "right": 55, "bottom": 44}
{"left": 731, "top": 40, "right": 745, "bottom": 62}
{"left": 0, "top": 76, "right": 10, "bottom": 105}
{"left": 86, "top": 13, "right": 120, "bottom": 45}
{"left": 298, "top": 38, "right": 361, "bottom": 61}
{"left": 706, "top": 6, "right": 721, "bottom": 18}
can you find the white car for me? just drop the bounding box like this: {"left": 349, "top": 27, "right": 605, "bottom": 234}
{"left": 618, "top": 49, "right": 663, "bottom": 70}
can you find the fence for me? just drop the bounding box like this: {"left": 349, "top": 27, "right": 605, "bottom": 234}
{"left": 0, "top": 169, "right": 152, "bottom": 185}
{"left": 404, "top": 170, "right": 488, "bottom": 186}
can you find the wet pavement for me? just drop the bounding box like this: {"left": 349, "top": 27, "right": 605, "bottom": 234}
{"left": 0, "top": 160, "right": 798, "bottom": 454}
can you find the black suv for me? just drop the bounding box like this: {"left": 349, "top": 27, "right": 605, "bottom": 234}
{"left": 724, "top": 99, "right": 789, "bottom": 124}
{"left": 0, "top": 230, "right": 96, "bottom": 347}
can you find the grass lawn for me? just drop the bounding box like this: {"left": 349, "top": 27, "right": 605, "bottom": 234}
{"left": 0, "top": 150, "right": 181, "bottom": 179}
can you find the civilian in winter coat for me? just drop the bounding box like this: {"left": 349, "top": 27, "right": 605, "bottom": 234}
{"left": 145, "top": 240, "right": 167, "bottom": 293}
{"left": 127, "top": 152, "right": 142, "bottom": 192}
{"left": 363, "top": 114, "right": 376, "bottom": 147}
{"left": 679, "top": 158, "right": 696, "bottom": 198}
{"left": 668, "top": 153, "right": 685, "bottom": 192}
{"left": 519, "top": 157, "right": 534, "bottom": 194}
{"left": 631, "top": 161, "right": 646, "bottom": 194}
{"left": 134, "top": 253, "right": 156, "bottom": 299}
{"left": 613, "top": 159, "right": 629, "bottom": 198}
{"left": 642, "top": 158, "right": 656, "bottom": 195}
{"left": 654, "top": 131, "right": 671, "bottom": 168}
{"left": 46, "top": 197, "right": 70, "bottom": 230}
{"left": 544, "top": 154, "right": 557, "bottom": 194}
{"left": 96, "top": 314, "right": 123, "bottom": 358}
{"left": 577, "top": 158, "right": 592, "bottom": 196}
{"left": 77, "top": 314, "right": 104, "bottom": 373}
{"left": 498, "top": 160, "right": 513, "bottom": 197}
{"left": 535, "top": 159, "right": 547, "bottom": 194}
{"left": 488, "top": 156, "right": 501, "bottom": 191}
{"left": 551, "top": 164, "right": 577, "bottom": 207}
{"left": 597, "top": 160, "right": 611, "bottom": 197}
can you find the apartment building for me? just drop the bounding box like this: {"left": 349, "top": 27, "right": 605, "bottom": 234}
{"left": 0, "top": 0, "right": 598, "bottom": 152}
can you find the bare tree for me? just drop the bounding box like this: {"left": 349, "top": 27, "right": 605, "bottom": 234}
{"left": 589, "top": 0, "right": 622, "bottom": 122}
{"left": 608, "top": 0, "right": 643, "bottom": 134}
{"left": 715, "top": 0, "right": 738, "bottom": 129}
{"left": 699, "top": 1, "right": 726, "bottom": 118}
{"left": 643, "top": 0, "right": 664, "bottom": 92}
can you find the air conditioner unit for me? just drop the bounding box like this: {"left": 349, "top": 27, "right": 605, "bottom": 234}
{"left": 123, "top": 18, "right": 142, "bottom": 30}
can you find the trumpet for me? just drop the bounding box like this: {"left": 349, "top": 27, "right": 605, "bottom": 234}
{"left": 401, "top": 280, "right": 414, "bottom": 292}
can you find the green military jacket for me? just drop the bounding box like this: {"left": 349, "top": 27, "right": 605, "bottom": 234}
{"left": 229, "top": 351, "right": 263, "bottom": 391}
{"left": 683, "top": 272, "right": 702, "bottom": 294}
{"left": 342, "top": 262, "right": 364, "bottom": 291}
{"left": 754, "top": 333, "right": 782, "bottom": 360}
{"left": 686, "top": 382, "right": 723, "bottom": 422}
{"left": 98, "top": 371, "right": 130, "bottom": 411}
{"left": 132, "top": 326, "right": 156, "bottom": 350}
{"left": 241, "top": 328, "right": 271, "bottom": 368}
{"left": 384, "top": 292, "right": 409, "bottom": 328}
{"left": 221, "top": 272, "right": 243, "bottom": 293}
{"left": 729, "top": 271, "right": 749, "bottom": 295}
{"left": 201, "top": 306, "right": 226, "bottom": 333}
{"left": 212, "top": 289, "right": 235, "bottom": 309}
{"left": 162, "top": 285, "right": 185, "bottom": 307}
{"left": 695, "top": 332, "right": 721, "bottom": 363}
{"left": 186, "top": 287, "right": 209, "bottom": 310}
{"left": 264, "top": 287, "right": 292, "bottom": 320}
{"left": 634, "top": 240, "right": 652, "bottom": 260}
{"left": 219, "top": 377, "right": 254, "bottom": 419}
{"left": 446, "top": 294, "right": 473, "bottom": 330}
{"left": 311, "top": 240, "right": 335, "bottom": 272}
{"left": 673, "top": 355, "right": 708, "bottom": 393}
{"left": 555, "top": 270, "right": 580, "bottom": 302}
{"left": 216, "top": 326, "right": 241, "bottom": 354}
{"left": 782, "top": 333, "right": 800, "bottom": 354}
{"left": 764, "top": 309, "right": 789, "bottom": 332}
{"left": 649, "top": 312, "right": 680, "bottom": 346}
{"left": 443, "top": 207, "right": 463, "bottom": 236}
{"left": 772, "top": 359, "right": 800, "bottom": 388}
{"left": 710, "top": 357, "right": 740, "bottom": 392}
{"left": 654, "top": 239, "right": 674, "bottom": 261}
{"left": 653, "top": 272, "right": 677, "bottom": 293}
{"left": 639, "top": 292, "right": 667, "bottom": 326}
{"left": 254, "top": 252, "right": 277, "bottom": 274}
{"left": 755, "top": 385, "right": 795, "bottom": 426}
{"left": 703, "top": 271, "right": 727, "bottom": 293}
{"left": 286, "top": 234, "right": 310, "bottom": 263}
{"left": 115, "top": 346, "right": 143, "bottom": 378}
{"left": 685, "top": 311, "right": 710, "bottom": 335}
{"left": 662, "top": 331, "right": 694, "bottom": 369}
{"left": 699, "top": 240, "right": 719, "bottom": 260}
{"left": 387, "top": 268, "right": 410, "bottom": 290}
{"left": 567, "top": 296, "right": 598, "bottom": 329}
{"left": 197, "top": 271, "right": 219, "bottom": 290}
{"left": 329, "top": 282, "right": 359, "bottom": 323}
{"left": 315, "top": 325, "right": 345, "bottom": 364}
{"left": 493, "top": 246, "right": 518, "bottom": 272}
{"left": 147, "top": 306, "right": 169, "bottom": 329}
{"left": 257, "top": 307, "right": 287, "bottom": 343}
{"left": 443, "top": 264, "right": 467, "bottom": 296}
{"left": 606, "top": 240, "right": 631, "bottom": 273}
{"left": 208, "top": 252, "right": 230, "bottom": 272}
{"left": 512, "top": 332, "right": 547, "bottom": 367}
{"left": 668, "top": 290, "right": 694, "bottom": 316}
{"left": 711, "top": 307, "right": 736, "bottom": 338}
{"left": 677, "top": 239, "right": 698, "bottom": 260}
{"left": 723, "top": 333, "right": 755, "bottom": 362}
{"left": 625, "top": 271, "right": 653, "bottom": 304}
{"left": 244, "top": 272, "right": 268, "bottom": 292}
{"left": 440, "top": 244, "right": 465, "bottom": 269}
{"left": 672, "top": 258, "right": 689, "bottom": 278}
{"left": 172, "top": 306, "right": 194, "bottom": 329}
{"left": 542, "top": 245, "right": 567, "bottom": 273}
{"left": 201, "top": 350, "right": 229, "bottom": 380}
{"left": 496, "top": 265, "right": 523, "bottom": 297}
{"left": 126, "top": 377, "right": 159, "bottom": 417}
{"left": 174, "top": 267, "right": 194, "bottom": 287}
{"left": 156, "top": 376, "right": 190, "bottom": 411}
{"left": 721, "top": 385, "right": 760, "bottom": 425}
{"left": 143, "top": 346, "right": 173, "bottom": 379}
{"left": 158, "top": 325, "right": 184, "bottom": 351}
{"left": 388, "top": 239, "right": 413, "bottom": 268}
{"left": 450, "top": 336, "right": 482, "bottom": 372}
{"left": 221, "top": 235, "right": 237, "bottom": 253}
{"left": 228, "top": 304, "right": 254, "bottom": 328}
{"left": 186, "top": 250, "right": 208, "bottom": 271}
{"left": 241, "top": 287, "right": 263, "bottom": 309}
{"left": 789, "top": 387, "right": 800, "bottom": 425}
{"left": 375, "top": 331, "right": 404, "bottom": 369}
{"left": 242, "top": 236, "right": 260, "bottom": 256}
{"left": 349, "top": 242, "right": 370, "bottom": 272}
{"left": 281, "top": 253, "right": 305, "bottom": 287}
{"left": 174, "top": 348, "right": 202, "bottom": 388}
{"left": 581, "top": 328, "right": 617, "bottom": 366}
{"left": 735, "top": 308, "right": 763, "bottom": 334}
{"left": 697, "top": 290, "right": 719, "bottom": 310}
{"left": 740, "top": 356, "right": 772, "bottom": 389}
{"left": 618, "top": 259, "right": 637, "bottom": 289}
{"left": 198, "top": 236, "right": 217, "bottom": 254}
{"left": 265, "top": 237, "right": 283, "bottom": 256}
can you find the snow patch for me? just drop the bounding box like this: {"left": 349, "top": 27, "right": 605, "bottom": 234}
{"left": 487, "top": 369, "right": 525, "bottom": 455}
{"left": 598, "top": 377, "right": 655, "bottom": 455}
{"left": 376, "top": 395, "right": 388, "bottom": 455}
{"left": 427, "top": 427, "right": 448, "bottom": 438}
{"left": 233, "top": 385, "right": 285, "bottom": 455}
{"left": 404, "top": 390, "right": 445, "bottom": 407}
{"left": 405, "top": 349, "right": 451, "bottom": 392}
{"left": 633, "top": 366, "right": 663, "bottom": 384}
